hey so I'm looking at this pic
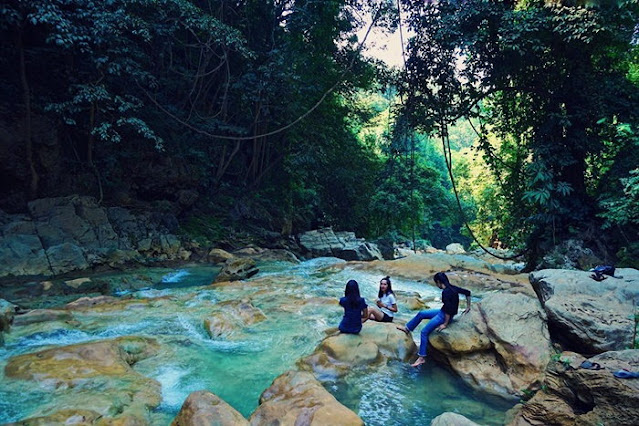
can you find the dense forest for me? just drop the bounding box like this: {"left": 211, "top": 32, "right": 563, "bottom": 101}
{"left": 1, "top": 0, "right": 637, "bottom": 269}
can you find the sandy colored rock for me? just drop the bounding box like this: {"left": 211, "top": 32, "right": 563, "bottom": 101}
{"left": 431, "top": 412, "right": 480, "bottom": 426}
{"left": 4, "top": 336, "right": 162, "bottom": 419}
{"left": 333, "top": 253, "right": 532, "bottom": 295}
{"left": 9, "top": 409, "right": 102, "bottom": 425}
{"left": 204, "top": 312, "right": 238, "bottom": 338}
{"left": 430, "top": 292, "right": 552, "bottom": 397}
{"left": 300, "top": 321, "right": 417, "bottom": 379}
{"left": 171, "top": 390, "right": 248, "bottom": 426}
{"left": 214, "top": 258, "right": 259, "bottom": 282}
{"left": 249, "top": 370, "right": 363, "bottom": 426}
{"left": 217, "top": 300, "right": 267, "bottom": 325}
{"left": 208, "top": 248, "right": 235, "bottom": 264}
{"left": 13, "top": 308, "right": 73, "bottom": 326}
{"left": 65, "top": 277, "right": 92, "bottom": 288}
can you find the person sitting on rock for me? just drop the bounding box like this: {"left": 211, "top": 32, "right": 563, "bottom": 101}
{"left": 338, "top": 279, "right": 369, "bottom": 334}
{"left": 367, "top": 276, "right": 398, "bottom": 323}
{"left": 397, "top": 272, "right": 471, "bottom": 367}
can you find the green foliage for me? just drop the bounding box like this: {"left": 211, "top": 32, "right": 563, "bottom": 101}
{"left": 400, "top": 0, "right": 639, "bottom": 263}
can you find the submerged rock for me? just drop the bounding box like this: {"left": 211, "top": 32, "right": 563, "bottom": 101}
{"left": 249, "top": 370, "right": 363, "bottom": 425}
{"left": 530, "top": 268, "right": 639, "bottom": 353}
{"left": 12, "top": 308, "right": 72, "bottom": 326}
{"left": 172, "top": 390, "right": 248, "bottom": 426}
{"left": 429, "top": 292, "right": 552, "bottom": 397}
{"left": 4, "top": 336, "right": 162, "bottom": 422}
{"left": 204, "top": 300, "right": 267, "bottom": 338}
{"left": 300, "top": 322, "right": 417, "bottom": 379}
{"left": 508, "top": 350, "right": 639, "bottom": 426}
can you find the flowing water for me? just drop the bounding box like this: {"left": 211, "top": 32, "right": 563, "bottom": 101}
{"left": 0, "top": 258, "right": 515, "bottom": 425}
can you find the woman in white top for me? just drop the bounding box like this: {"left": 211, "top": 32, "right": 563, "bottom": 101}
{"left": 368, "top": 276, "right": 397, "bottom": 322}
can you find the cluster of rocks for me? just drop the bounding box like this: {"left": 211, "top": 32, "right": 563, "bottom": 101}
{"left": 0, "top": 195, "right": 188, "bottom": 278}
{"left": 0, "top": 196, "right": 389, "bottom": 281}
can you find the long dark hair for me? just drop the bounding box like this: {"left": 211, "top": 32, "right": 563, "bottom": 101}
{"left": 434, "top": 272, "right": 451, "bottom": 287}
{"left": 344, "top": 279, "right": 361, "bottom": 307}
{"left": 378, "top": 276, "right": 394, "bottom": 298}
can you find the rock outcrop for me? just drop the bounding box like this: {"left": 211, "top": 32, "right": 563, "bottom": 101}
{"left": 429, "top": 292, "right": 552, "bottom": 397}
{"left": 249, "top": 370, "right": 364, "bottom": 426}
{"left": 530, "top": 268, "right": 639, "bottom": 353}
{"left": 0, "top": 195, "right": 188, "bottom": 278}
{"left": 300, "top": 322, "right": 417, "bottom": 379}
{"left": 509, "top": 350, "right": 639, "bottom": 426}
{"left": 172, "top": 390, "right": 249, "bottom": 426}
{"left": 297, "top": 228, "right": 383, "bottom": 261}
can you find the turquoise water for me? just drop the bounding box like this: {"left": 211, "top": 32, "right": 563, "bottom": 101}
{"left": 0, "top": 258, "right": 515, "bottom": 424}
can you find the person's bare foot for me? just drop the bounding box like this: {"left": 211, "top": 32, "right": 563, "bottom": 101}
{"left": 396, "top": 325, "right": 409, "bottom": 334}
{"left": 411, "top": 356, "right": 426, "bottom": 367}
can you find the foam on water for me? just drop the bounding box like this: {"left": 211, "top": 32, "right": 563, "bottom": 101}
{"left": 154, "top": 365, "right": 197, "bottom": 410}
{"left": 11, "top": 329, "right": 93, "bottom": 350}
{"left": 162, "top": 270, "right": 190, "bottom": 283}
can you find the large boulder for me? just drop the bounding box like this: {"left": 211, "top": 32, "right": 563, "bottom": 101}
{"left": 172, "top": 390, "right": 248, "bottom": 426}
{"left": 530, "top": 268, "right": 639, "bottom": 353}
{"left": 214, "top": 258, "right": 259, "bottom": 282}
{"left": 509, "top": 350, "right": 639, "bottom": 426}
{"left": 297, "top": 228, "right": 383, "bottom": 261}
{"left": 300, "top": 322, "right": 417, "bottom": 379}
{"left": 429, "top": 292, "right": 552, "bottom": 397}
{"left": 248, "top": 370, "right": 363, "bottom": 426}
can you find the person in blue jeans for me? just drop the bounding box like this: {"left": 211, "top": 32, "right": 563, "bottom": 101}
{"left": 397, "top": 272, "right": 471, "bottom": 367}
{"left": 338, "top": 279, "right": 369, "bottom": 334}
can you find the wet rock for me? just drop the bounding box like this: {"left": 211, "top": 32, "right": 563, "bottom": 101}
{"left": 10, "top": 409, "right": 102, "bottom": 425}
{"left": 431, "top": 412, "right": 480, "bottom": 426}
{"left": 204, "top": 312, "right": 237, "bottom": 338}
{"left": 171, "top": 390, "right": 248, "bottom": 426}
{"left": 248, "top": 370, "right": 363, "bottom": 425}
{"left": 508, "top": 350, "right": 639, "bottom": 426}
{"left": 300, "top": 322, "right": 417, "bottom": 379}
{"left": 430, "top": 292, "right": 552, "bottom": 397}
{"left": 13, "top": 308, "right": 73, "bottom": 326}
{"left": 297, "top": 228, "right": 383, "bottom": 261}
{"left": 4, "top": 336, "right": 162, "bottom": 420}
{"left": 1, "top": 298, "right": 17, "bottom": 345}
{"left": 530, "top": 268, "right": 639, "bottom": 353}
{"left": 65, "top": 295, "right": 121, "bottom": 310}
{"left": 214, "top": 258, "right": 259, "bottom": 282}
{"left": 218, "top": 300, "right": 267, "bottom": 326}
